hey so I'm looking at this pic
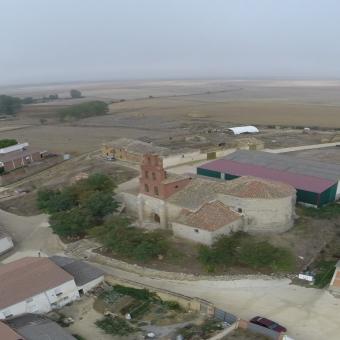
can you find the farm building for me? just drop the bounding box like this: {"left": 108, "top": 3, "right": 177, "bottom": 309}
{"left": 118, "top": 154, "right": 296, "bottom": 244}
{"left": 0, "top": 143, "right": 47, "bottom": 173}
{"left": 50, "top": 256, "right": 105, "bottom": 295}
{"left": 102, "top": 138, "right": 207, "bottom": 168}
{"left": 197, "top": 150, "right": 340, "bottom": 207}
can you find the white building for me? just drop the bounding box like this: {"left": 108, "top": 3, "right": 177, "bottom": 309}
{"left": 0, "top": 257, "right": 80, "bottom": 320}
{"left": 50, "top": 256, "right": 105, "bottom": 295}
{"left": 0, "top": 231, "right": 14, "bottom": 255}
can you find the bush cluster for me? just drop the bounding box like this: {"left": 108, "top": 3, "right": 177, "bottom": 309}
{"left": 90, "top": 220, "right": 169, "bottom": 262}
{"left": 198, "top": 232, "right": 295, "bottom": 272}
{"left": 58, "top": 101, "right": 108, "bottom": 121}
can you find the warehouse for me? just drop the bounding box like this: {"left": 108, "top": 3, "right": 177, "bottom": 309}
{"left": 197, "top": 150, "right": 340, "bottom": 207}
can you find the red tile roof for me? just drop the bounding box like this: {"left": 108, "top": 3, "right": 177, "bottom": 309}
{"left": 0, "top": 322, "right": 24, "bottom": 340}
{"left": 0, "top": 257, "right": 74, "bottom": 310}
{"left": 199, "top": 159, "right": 335, "bottom": 193}
{"left": 178, "top": 201, "right": 241, "bottom": 231}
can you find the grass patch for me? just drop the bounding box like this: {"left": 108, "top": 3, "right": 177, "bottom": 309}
{"left": 95, "top": 316, "right": 136, "bottom": 336}
{"left": 177, "top": 320, "right": 223, "bottom": 339}
{"left": 314, "top": 260, "right": 337, "bottom": 288}
{"left": 112, "top": 285, "right": 158, "bottom": 301}
{"left": 300, "top": 203, "right": 340, "bottom": 219}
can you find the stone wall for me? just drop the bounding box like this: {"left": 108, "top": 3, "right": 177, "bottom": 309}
{"left": 218, "top": 194, "right": 295, "bottom": 233}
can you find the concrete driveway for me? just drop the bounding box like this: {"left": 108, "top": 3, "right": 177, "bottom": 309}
{"left": 94, "top": 263, "right": 340, "bottom": 340}
{"left": 0, "top": 208, "right": 65, "bottom": 262}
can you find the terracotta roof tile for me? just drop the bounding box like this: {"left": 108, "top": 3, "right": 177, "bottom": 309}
{"left": 177, "top": 201, "right": 241, "bottom": 231}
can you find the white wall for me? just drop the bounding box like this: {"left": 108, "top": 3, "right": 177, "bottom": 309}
{"left": 0, "top": 280, "right": 79, "bottom": 320}
{"left": 0, "top": 236, "right": 14, "bottom": 255}
{"left": 78, "top": 276, "right": 104, "bottom": 294}
{"left": 172, "top": 219, "right": 243, "bottom": 245}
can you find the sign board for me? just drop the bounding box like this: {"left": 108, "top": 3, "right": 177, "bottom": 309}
{"left": 298, "top": 273, "right": 314, "bottom": 282}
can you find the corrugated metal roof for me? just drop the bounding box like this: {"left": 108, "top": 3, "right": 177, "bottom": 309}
{"left": 198, "top": 158, "right": 336, "bottom": 193}
{"left": 228, "top": 126, "right": 259, "bottom": 135}
{"left": 225, "top": 150, "right": 340, "bottom": 181}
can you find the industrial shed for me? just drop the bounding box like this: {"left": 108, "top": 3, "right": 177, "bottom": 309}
{"left": 197, "top": 150, "right": 340, "bottom": 207}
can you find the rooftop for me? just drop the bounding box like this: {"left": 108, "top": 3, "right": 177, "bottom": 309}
{"left": 226, "top": 150, "right": 340, "bottom": 182}
{"left": 222, "top": 176, "right": 295, "bottom": 199}
{"left": 7, "top": 314, "right": 76, "bottom": 340}
{"left": 0, "top": 257, "right": 73, "bottom": 310}
{"left": 49, "top": 256, "right": 104, "bottom": 287}
{"left": 0, "top": 322, "right": 23, "bottom": 340}
{"left": 168, "top": 175, "right": 294, "bottom": 210}
{"left": 177, "top": 200, "right": 241, "bottom": 231}
{"left": 199, "top": 151, "right": 337, "bottom": 193}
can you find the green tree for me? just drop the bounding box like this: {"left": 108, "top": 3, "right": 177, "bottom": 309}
{"left": 22, "top": 97, "right": 34, "bottom": 104}
{"left": 49, "top": 208, "right": 94, "bottom": 237}
{"left": 70, "top": 89, "right": 82, "bottom": 98}
{"left": 0, "top": 95, "right": 22, "bottom": 115}
{"left": 37, "top": 188, "right": 77, "bottom": 213}
{"left": 58, "top": 101, "right": 108, "bottom": 121}
{"left": 83, "top": 191, "right": 118, "bottom": 219}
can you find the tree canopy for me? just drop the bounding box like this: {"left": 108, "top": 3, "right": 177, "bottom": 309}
{"left": 0, "top": 95, "right": 22, "bottom": 115}
{"left": 70, "top": 89, "right": 82, "bottom": 98}
{"left": 37, "top": 173, "right": 118, "bottom": 238}
{"left": 58, "top": 101, "right": 108, "bottom": 121}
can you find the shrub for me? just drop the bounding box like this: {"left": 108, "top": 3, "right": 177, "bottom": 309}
{"left": 0, "top": 139, "right": 17, "bottom": 148}
{"left": 95, "top": 316, "right": 135, "bottom": 336}
{"left": 198, "top": 232, "right": 295, "bottom": 273}
{"left": 314, "top": 260, "right": 337, "bottom": 288}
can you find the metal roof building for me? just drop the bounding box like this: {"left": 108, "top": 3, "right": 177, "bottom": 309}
{"left": 197, "top": 150, "right": 340, "bottom": 207}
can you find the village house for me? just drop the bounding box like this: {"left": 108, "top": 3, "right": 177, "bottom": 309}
{"left": 0, "top": 256, "right": 104, "bottom": 320}
{"left": 119, "top": 153, "right": 296, "bottom": 245}
{"left": 50, "top": 256, "right": 105, "bottom": 295}
{"left": 0, "top": 257, "right": 80, "bottom": 320}
{"left": 0, "top": 143, "right": 47, "bottom": 173}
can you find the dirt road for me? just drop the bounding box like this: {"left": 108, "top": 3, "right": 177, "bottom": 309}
{"left": 93, "top": 263, "right": 340, "bottom": 340}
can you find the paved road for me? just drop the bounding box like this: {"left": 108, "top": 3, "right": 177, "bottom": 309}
{"left": 0, "top": 208, "right": 64, "bottom": 262}
{"left": 93, "top": 263, "right": 340, "bottom": 340}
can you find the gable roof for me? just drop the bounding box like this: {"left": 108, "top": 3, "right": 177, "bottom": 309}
{"left": 49, "top": 256, "right": 104, "bottom": 287}
{"left": 0, "top": 322, "right": 23, "bottom": 340}
{"left": 7, "top": 314, "right": 76, "bottom": 340}
{"left": 177, "top": 201, "right": 241, "bottom": 231}
{"left": 0, "top": 257, "right": 74, "bottom": 310}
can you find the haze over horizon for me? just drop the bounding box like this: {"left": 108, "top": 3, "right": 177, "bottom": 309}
{"left": 1, "top": 0, "right": 340, "bottom": 86}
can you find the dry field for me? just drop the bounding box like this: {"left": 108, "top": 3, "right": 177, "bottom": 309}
{"left": 1, "top": 79, "right": 340, "bottom": 154}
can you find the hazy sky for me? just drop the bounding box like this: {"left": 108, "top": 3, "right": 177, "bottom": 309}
{"left": 1, "top": 0, "right": 340, "bottom": 85}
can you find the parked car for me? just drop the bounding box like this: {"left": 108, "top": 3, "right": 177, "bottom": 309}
{"left": 250, "top": 316, "right": 287, "bottom": 333}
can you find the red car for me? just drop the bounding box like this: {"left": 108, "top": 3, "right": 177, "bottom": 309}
{"left": 250, "top": 316, "right": 287, "bottom": 333}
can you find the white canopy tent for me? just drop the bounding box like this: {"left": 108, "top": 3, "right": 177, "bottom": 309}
{"left": 228, "top": 126, "right": 259, "bottom": 135}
